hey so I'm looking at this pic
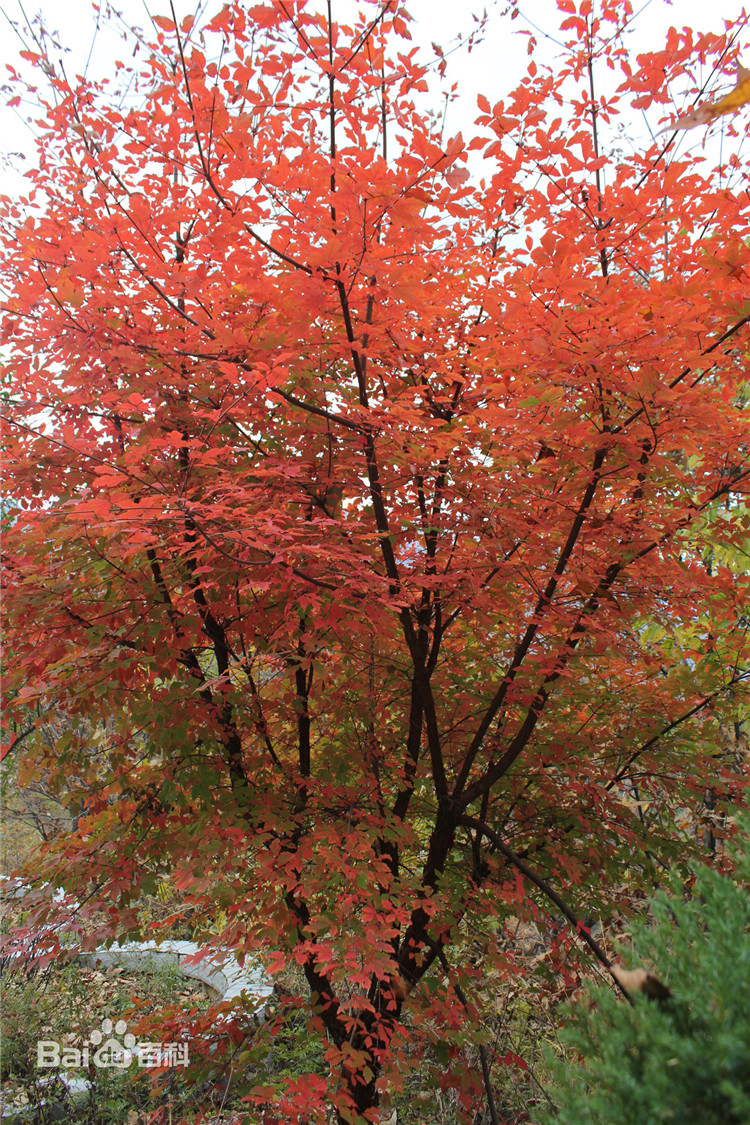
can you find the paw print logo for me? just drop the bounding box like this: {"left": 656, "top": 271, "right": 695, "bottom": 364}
{"left": 89, "top": 1018, "right": 137, "bottom": 1068}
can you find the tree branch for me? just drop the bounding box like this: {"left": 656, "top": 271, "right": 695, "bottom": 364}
{"left": 459, "top": 815, "right": 631, "bottom": 1000}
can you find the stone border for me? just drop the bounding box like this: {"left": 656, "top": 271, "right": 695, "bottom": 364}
{"left": 82, "top": 939, "right": 273, "bottom": 1013}
{"left": 1, "top": 883, "right": 274, "bottom": 1122}
{"left": 1, "top": 879, "right": 273, "bottom": 1013}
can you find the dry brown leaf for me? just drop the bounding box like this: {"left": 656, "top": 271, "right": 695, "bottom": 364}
{"left": 611, "top": 964, "right": 672, "bottom": 1000}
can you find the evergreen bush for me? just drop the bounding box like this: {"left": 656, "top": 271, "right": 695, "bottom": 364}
{"left": 538, "top": 821, "right": 750, "bottom": 1125}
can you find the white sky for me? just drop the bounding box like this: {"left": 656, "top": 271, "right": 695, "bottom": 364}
{"left": 0, "top": 0, "right": 748, "bottom": 185}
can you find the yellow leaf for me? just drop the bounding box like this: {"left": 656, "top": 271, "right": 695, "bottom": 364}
{"left": 661, "top": 63, "right": 750, "bottom": 133}
{"left": 711, "top": 64, "right": 750, "bottom": 115}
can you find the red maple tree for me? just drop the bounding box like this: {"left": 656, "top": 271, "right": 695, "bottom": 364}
{"left": 2, "top": 1, "right": 749, "bottom": 1121}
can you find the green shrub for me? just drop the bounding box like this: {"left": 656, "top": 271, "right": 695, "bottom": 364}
{"left": 537, "top": 822, "right": 750, "bottom": 1125}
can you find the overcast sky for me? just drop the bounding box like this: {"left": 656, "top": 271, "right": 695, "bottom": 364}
{"left": 1, "top": 0, "right": 748, "bottom": 187}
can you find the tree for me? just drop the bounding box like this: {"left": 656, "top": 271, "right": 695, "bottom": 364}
{"left": 537, "top": 816, "right": 750, "bottom": 1125}
{"left": 1, "top": 1, "right": 749, "bottom": 1121}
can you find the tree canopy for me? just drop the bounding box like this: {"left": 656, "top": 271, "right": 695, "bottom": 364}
{"left": 2, "top": 2, "right": 749, "bottom": 1121}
